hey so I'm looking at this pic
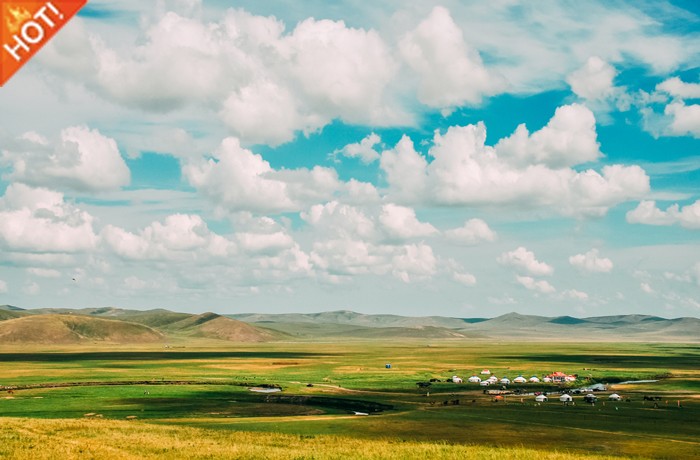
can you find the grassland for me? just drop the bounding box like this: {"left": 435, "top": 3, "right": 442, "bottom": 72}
{"left": 1, "top": 340, "right": 698, "bottom": 459}
{"left": 0, "top": 417, "right": 634, "bottom": 460}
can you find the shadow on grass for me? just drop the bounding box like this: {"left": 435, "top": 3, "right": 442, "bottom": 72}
{"left": 497, "top": 354, "right": 700, "bottom": 369}
{"left": 0, "top": 351, "right": 332, "bottom": 362}
{"left": 115, "top": 391, "right": 392, "bottom": 417}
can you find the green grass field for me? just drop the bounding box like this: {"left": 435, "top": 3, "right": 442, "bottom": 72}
{"left": 1, "top": 341, "right": 698, "bottom": 459}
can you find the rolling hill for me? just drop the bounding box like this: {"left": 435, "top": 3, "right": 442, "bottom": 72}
{"left": 163, "top": 312, "right": 284, "bottom": 342}
{"left": 231, "top": 310, "right": 484, "bottom": 329}
{"left": 252, "top": 321, "right": 484, "bottom": 340}
{"left": 0, "top": 315, "right": 163, "bottom": 344}
{"left": 85, "top": 307, "right": 193, "bottom": 328}
{"left": 0, "top": 306, "right": 697, "bottom": 343}
{"left": 0, "top": 307, "right": 285, "bottom": 344}
{"left": 231, "top": 310, "right": 700, "bottom": 342}
{"left": 0, "top": 309, "right": 25, "bottom": 321}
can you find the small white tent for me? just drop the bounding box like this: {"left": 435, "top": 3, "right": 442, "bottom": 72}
{"left": 480, "top": 369, "right": 491, "bottom": 375}
{"left": 452, "top": 375, "right": 463, "bottom": 383}
{"left": 543, "top": 377, "right": 552, "bottom": 383}
{"left": 529, "top": 376, "right": 540, "bottom": 383}
{"left": 500, "top": 378, "right": 511, "bottom": 385}
{"left": 480, "top": 380, "right": 490, "bottom": 386}
{"left": 535, "top": 394, "right": 548, "bottom": 402}
{"left": 468, "top": 375, "right": 481, "bottom": 383}
{"left": 559, "top": 394, "right": 573, "bottom": 402}
{"left": 513, "top": 376, "right": 527, "bottom": 383}
{"left": 608, "top": 393, "right": 622, "bottom": 401}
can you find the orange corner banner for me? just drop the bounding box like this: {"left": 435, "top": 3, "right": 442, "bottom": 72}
{"left": 1, "top": 0, "right": 87, "bottom": 86}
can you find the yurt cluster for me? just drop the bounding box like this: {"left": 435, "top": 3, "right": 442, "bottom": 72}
{"left": 452, "top": 369, "right": 578, "bottom": 386}
{"left": 447, "top": 369, "right": 621, "bottom": 403}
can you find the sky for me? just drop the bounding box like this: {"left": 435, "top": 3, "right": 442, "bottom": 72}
{"left": 0, "top": 0, "right": 699, "bottom": 318}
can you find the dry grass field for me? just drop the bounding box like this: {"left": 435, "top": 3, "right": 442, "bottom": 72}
{"left": 0, "top": 417, "right": 633, "bottom": 460}
{"left": 0, "top": 340, "right": 698, "bottom": 459}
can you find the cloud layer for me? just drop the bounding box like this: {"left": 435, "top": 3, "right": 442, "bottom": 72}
{"left": 0, "top": 1, "right": 698, "bottom": 317}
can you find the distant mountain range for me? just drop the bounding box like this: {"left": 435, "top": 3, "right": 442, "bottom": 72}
{"left": 230, "top": 310, "right": 700, "bottom": 342}
{"left": 1, "top": 305, "right": 698, "bottom": 344}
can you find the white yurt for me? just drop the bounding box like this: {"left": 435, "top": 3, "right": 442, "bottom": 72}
{"left": 480, "top": 380, "right": 490, "bottom": 386}
{"left": 500, "top": 378, "right": 511, "bottom": 385}
{"left": 487, "top": 375, "right": 498, "bottom": 383}
{"left": 452, "top": 375, "right": 463, "bottom": 383}
{"left": 529, "top": 376, "right": 540, "bottom": 383}
{"left": 480, "top": 369, "right": 491, "bottom": 375}
{"left": 468, "top": 375, "right": 481, "bottom": 383}
{"left": 543, "top": 377, "right": 552, "bottom": 383}
{"left": 608, "top": 393, "right": 622, "bottom": 401}
{"left": 559, "top": 394, "right": 573, "bottom": 402}
{"left": 535, "top": 394, "right": 548, "bottom": 402}
{"left": 513, "top": 376, "right": 527, "bottom": 383}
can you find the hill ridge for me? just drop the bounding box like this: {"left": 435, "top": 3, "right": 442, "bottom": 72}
{"left": 229, "top": 310, "right": 699, "bottom": 342}
{"left": 1, "top": 307, "right": 698, "bottom": 343}
{"left": 0, "top": 314, "right": 163, "bottom": 344}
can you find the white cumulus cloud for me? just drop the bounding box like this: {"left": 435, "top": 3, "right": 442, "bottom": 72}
{"left": 495, "top": 104, "right": 602, "bottom": 168}
{"left": 42, "top": 9, "right": 405, "bottom": 146}
{"left": 664, "top": 102, "right": 700, "bottom": 138}
{"left": 562, "top": 289, "right": 589, "bottom": 300}
{"left": 102, "top": 214, "right": 234, "bottom": 261}
{"left": 567, "top": 56, "right": 618, "bottom": 101}
{"left": 35, "top": 3, "right": 699, "bottom": 150}
{"left": 183, "top": 138, "right": 293, "bottom": 213}
{"left": 656, "top": 77, "right": 700, "bottom": 99}
{"left": 285, "top": 17, "right": 400, "bottom": 126}
{"left": 626, "top": 200, "right": 700, "bottom": 229}
{"left": 379, "top": 204, "right": 437, "bottom": 241}
{"left": 1, "top": 126, "right": 129, "bottom": 192}
{"left": 0, "top": 184, "right": 98, "bottom": 253}
{"left": 499, "top": 247, "right": 554, "bottom": 276}
{"left": 309, "top": 239, "right": 437, "bottom": 284}
{"left": 334, "top": 133, "right": 381, "bottom": 164}
{"left": 220, "top": 79, "right": 312, "bottom": 147}
{"left": 516, "top": 276, "right": 556, "bottom": 294}
{"left": 399, "top": 6, "right": 505, "bottom": 109}
{"left": 569, "top": 249, "right": 614, "bottom": 273}
{"left": 641, "top": 77, "right": 700, "bottom": 139}
{"left": 391, "top": 243, "right": 437, "bottom": 283}
{"left": 310, "top": 239, "right": 389, "bottom": 278}
{"left": 445, "top": 219, "right": 496, "bottom": 245}
{"left": 301, "top": 201, "right": 376, "bottom": 240}
{"left": 184, "top": 137, "right": 341, "bottom": 214}
{"left": 236, "top": 231, "right": 294, "bottom": 255}
{"left": 381, "top": 109, "right": 649, "bottom": 217}
{"left": 379, "top": 135, "right": 429, "bottom": 203}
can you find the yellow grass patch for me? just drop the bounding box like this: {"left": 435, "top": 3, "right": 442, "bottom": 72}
{"left": 204, "top": 362, "right": 308, "bottom": 371}
{"left": 0, "top": 417, "right": 630, "bottom": 460}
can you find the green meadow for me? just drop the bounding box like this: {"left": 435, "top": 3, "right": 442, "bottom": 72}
{"left": 1, "top": 341, "right": 698, "bottom": 459}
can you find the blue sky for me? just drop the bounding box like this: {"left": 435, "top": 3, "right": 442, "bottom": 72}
{"left": 0, "top": 0, "right": 699, "bottom": 318}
